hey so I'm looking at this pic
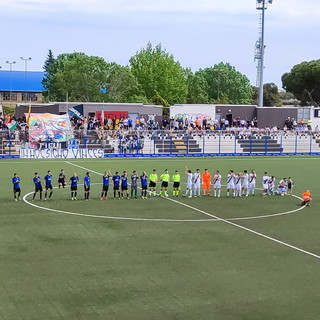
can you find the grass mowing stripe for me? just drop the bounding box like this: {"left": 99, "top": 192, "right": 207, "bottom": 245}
{"left": 65, "top": 160, "right": 319, "bottom": 260}
{"left": 165, "top": 197, "right": 319, "bottom": 260}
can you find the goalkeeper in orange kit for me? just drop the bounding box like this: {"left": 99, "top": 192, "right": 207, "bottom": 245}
{"left": 202, "top": 168, "right": 211, "bottom": 196}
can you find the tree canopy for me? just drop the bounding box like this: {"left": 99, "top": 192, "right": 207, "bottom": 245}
{"left": 282, "top": 59, "right": 320, "bottom": 106}
{"left": 129, "top": 43, "right": 188, "bottom": 105}
{"left": 195, "top": 63, "right": 253, "bottom": 104}
{"left": 42, "top": 51, "right": 147, "bottom": 103}
{"left": 252, "top": 83, "right": 281, "bottom": 106}
{"left": 42, "top": 47, "right": 253, "bottom": 106}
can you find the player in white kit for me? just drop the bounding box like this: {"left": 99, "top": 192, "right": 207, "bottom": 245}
{"left": 262, "top": 172, "right": 269, "bottom": 197}
{"left": 193, "top": 169, "right": 201, "bottom": 197}
{"left": 248, "top": 170, "right": 257, "bottom": 196}
{"left": 226, "top": 170, "right": 235, "bottom": 198}
{"left": 213, "top": 170, "right": 222, "bottom": 198}
{"left": 242, "top": 170, "right": 249, "bottom": 197}
{"left": 268, "top": 176, "right": 276, "bottom": 195}
{"left": 234, "top": 173, "right": 242, "bottom": 197}
{"left": 184, "top": 168, "right": 193, "bottom": 198}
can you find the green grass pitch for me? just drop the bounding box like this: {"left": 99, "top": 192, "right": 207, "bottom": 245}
{"left": 1, "top": 156, "right": 320, "bottom": 320}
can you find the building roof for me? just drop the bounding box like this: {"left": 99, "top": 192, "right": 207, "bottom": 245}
{"left": 0, "top": 70, "right": 44, "bottom": 92}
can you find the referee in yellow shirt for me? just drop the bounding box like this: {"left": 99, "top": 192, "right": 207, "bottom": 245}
{"left": 172, "top": 170, "right": 181, "bottom": 197}
{"left": 160, "top": 169, "right": 170, "bottom": 197}
{"left": 149, "top": 169, "right": 158, "bottom": 197}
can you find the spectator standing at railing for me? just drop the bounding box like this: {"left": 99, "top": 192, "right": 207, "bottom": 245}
{"left": 128, "top": 117, "right": 133, "bottom": 129}
{"left": 162, "top": 118, "right": 169, "bottom": 129}
{"left": 123, "top": 117, "right": 128, "bottom": 129}
{"left": 140, "top": 116, "right": 146, "bottom": 127}
{"left": 134, "top": 117, "right": 140, "bottom": 128}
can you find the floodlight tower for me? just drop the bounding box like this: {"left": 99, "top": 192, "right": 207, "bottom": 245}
{"left": 255, "top": 0, "right": 273, "bottom": 107}
{"left": 6, "top": 60, "right": 16, "bottom": 103}
{"left": 20, "top": 57, "right": 32, "bottom": 102}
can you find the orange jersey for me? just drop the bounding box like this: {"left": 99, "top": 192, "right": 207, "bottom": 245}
{"left": 302, "top": 191, "right": 311, "bottom": 201}
{"left": 202, "top": 172, "right": 211, "bottom": 184}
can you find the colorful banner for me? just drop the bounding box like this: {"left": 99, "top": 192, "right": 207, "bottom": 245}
{"left": 26, "top": 113, "right": 74, "bottom": 142}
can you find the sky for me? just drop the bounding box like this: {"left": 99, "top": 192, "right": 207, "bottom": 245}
{"left": 0, "top": 0, "right": 319, "bottom": 88}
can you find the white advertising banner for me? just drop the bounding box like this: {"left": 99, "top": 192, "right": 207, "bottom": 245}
{"left": 170, "top": 104, "right": 216, "bottom": 122}
{"left": 20, "top": 148, "right": 105, "bottom": 159}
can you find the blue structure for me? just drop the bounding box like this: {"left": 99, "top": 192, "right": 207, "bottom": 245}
{"left": 0, "top": 70, "right": 44, "bottom": 91}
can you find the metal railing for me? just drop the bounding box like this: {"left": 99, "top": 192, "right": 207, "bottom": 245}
{"left": 1, "top": 129, "right": 320, "bottom": 157}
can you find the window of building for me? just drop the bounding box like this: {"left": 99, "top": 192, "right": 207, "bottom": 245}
{"left": 297, "top": 108, "right": 310, "bottom": 122}
{"left": 22, "top": 92, "right": 41, "bottom": 102}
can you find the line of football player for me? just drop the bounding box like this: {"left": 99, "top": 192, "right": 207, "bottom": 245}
{"left": 11, "top": 168, "right": 294, "bottom": 201}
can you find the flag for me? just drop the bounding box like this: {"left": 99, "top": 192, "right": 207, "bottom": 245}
{"left": 68, "top": 104, "right": 84, "bottom": 121}
{"left": 27, "top": 103, "right": 32, "bottom": 126}
{"left": 5, "top": 120, "right": 18, "bottom": 130}
{"left": 101, "top": 105, "right": 105, "bottom": 126}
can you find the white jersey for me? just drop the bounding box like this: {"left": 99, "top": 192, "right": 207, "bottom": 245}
{"left": 242, "top": 173, "right": 249, "bottom": 188}
{"left": 186, "top": 173, "right": 193, "bottom": 188}
{"left": 193, "top": 172, "right": 201, "bottom": 187}
{"left": 234, "top": 175, "right": 242, "bottom": 190}
{"left": 278, "top": 179, "right": 287, "bottom": 188}
{"left": 268, "top": 177, "right": 275, "bottom": 187}
{"left": 262, "top": 175, "right": 269, "bottom": 189}
{"left": 268, "top": 177, "right": 275, "bottom": 192}
{"left": 249, "top": 173, "right": 256, "bottom": 186}
{"left": 227, "top": 173, "right": 235, "bottom": 188}
{"left": 213, "top": 174, "right": 221, "bottom": 188}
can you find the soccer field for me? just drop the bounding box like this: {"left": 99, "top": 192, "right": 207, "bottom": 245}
{"left": 1, "top": 156, "right": 320, "bottom": 320}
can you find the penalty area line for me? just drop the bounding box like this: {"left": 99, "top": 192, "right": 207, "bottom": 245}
{"left": 64, "top": 160, "right": 319, "bottom": 260}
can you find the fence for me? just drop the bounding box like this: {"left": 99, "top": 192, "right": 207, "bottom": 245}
{"left": 1, "top": 129, "right": 320, "bottom": 158}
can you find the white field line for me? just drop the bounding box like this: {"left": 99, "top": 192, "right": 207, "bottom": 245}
{"left": 22, "top": 184, "right": 305, "bottom": 223}
{"left": 22, "top": 189, "right": 214, "bottom": 223}
{"left": 66, "top": 160, "right": 306, "bottom": 222}
{"left": 64, "top": 161, "right": 320, "bottom": 260}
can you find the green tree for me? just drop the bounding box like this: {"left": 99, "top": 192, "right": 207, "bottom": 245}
{"left": 42, "top": 50, "right": 58, "bottom": 101}
{"left": 185, "top": 68, "right": 209, "bottom": 104}
{"left": 129, "top": 42, "right": 188, "bottom": 105}
{"left": 196, "top": 62, "right": 253, "bottom": 104}
{"left": 263, "top": 83, "right": 281, "bottom": 106}
{"left": 252, "top": 83, "right": 281, "bottom": 106}
{"left": 105, "top": 63, "right": 148, "bottom": 103}
{"left": 282, "top": 60, "right": 320, "bottom": 106}
{"left": 53, "top": 52, "right": 110, "bottom": 101}
{"left": 42, "top": 52, "right": 148, "bottom": 103}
